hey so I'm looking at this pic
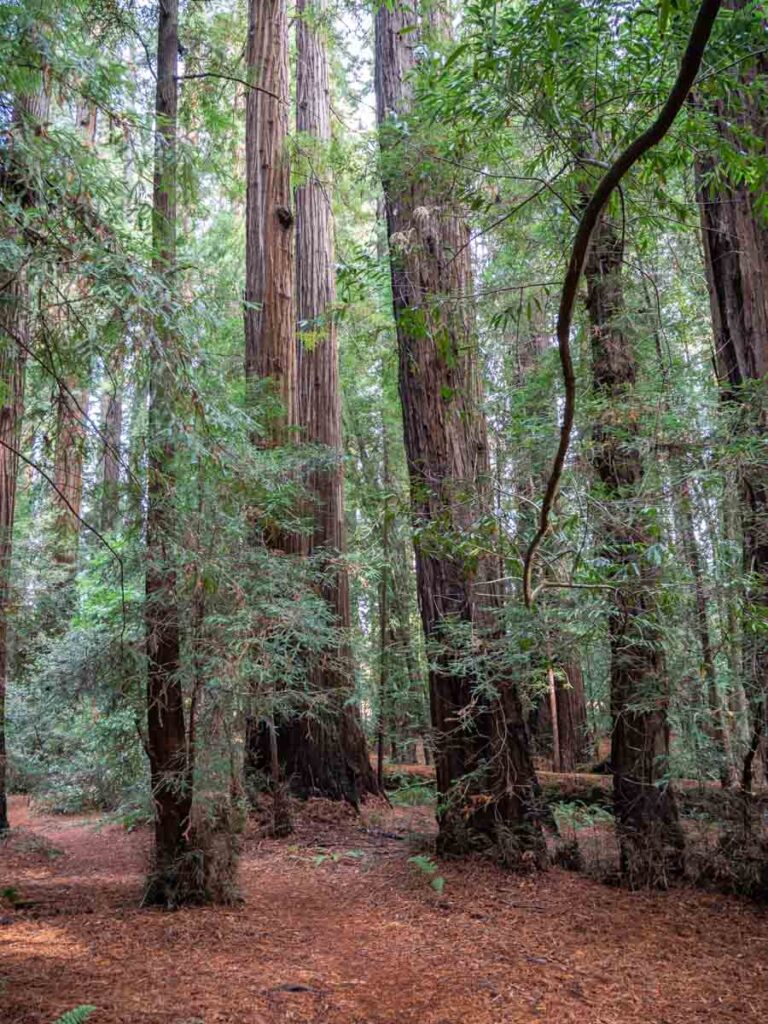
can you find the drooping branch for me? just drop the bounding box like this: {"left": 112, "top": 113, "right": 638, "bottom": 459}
{"left": 522, "top": 0, "right": 724, "bottom": 608}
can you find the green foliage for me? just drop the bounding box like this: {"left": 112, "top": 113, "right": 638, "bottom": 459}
{"left": 52, "top": 1006, "right": 96, "bottom": 1024}
{"left": 408, "top": 854, "right": 446, "bottom": 893}
{"left": 391, "top": 782, "right": 435, "bottom": 806}
{"left": 312, "top": 849, "right": 365, "bottom": 866}
{"left": 553, "top": 801, "right": 615, "bottom": 833}
{"left": 1, "top": 0, "right": 766, "bottom": 894}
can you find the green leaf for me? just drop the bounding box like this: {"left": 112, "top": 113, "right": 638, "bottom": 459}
{"left": 658, "top": 0, "right": 671, "bottom": 38}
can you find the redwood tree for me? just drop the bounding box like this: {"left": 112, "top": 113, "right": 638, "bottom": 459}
{"left": 99, "top": 351, "right": 122, "bottom": 533}
{"left": 244, "top": 0, "right": 295, "bottom": 430}
{"left": 585, "top": 208, "right": 684, "bottom": 886}
{"left": 51, "top": 380, "right": 88, "bottom": 562}
{"left": 143, "top": 0, "right": 194, "bottom": 906}
{"left": 270, "top": 0, "right": 378, "bottom": 802}
{"left": 241, "top": 0, "right": 296, "bottom": 821}
{"left": 51, "top": 103, "right": 97, "bottom": 565}
{"left": 695, "top": 0, "right": 768, "bottom": 792}
{"left": 375, "top": 1, "right": 545, "bottom": 863}
{"left": 0, "top": 80, "right": 50, "bottom": 833}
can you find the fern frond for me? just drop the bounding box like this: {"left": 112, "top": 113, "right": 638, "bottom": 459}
{"left": 53, "top": 1005, "right": 96, "bottom": 1024}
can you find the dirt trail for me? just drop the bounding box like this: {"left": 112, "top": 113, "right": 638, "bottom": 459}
{"left": 1, "top": 795, "right": 766, "bottom": 1024}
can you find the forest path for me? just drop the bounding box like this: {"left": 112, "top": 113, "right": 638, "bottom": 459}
{"left": 1, "top": 795, "right": 767, "bottom": 1024}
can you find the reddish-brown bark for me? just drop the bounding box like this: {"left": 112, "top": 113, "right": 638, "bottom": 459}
{"left": 51, "top": 104, "right": 98, "bottom": 564}
{"left": 143, "top": 0, "right": 193, "bottom": 906}
{"left": 259, "top": 0, "right": 378, "bottom": 804}
{"left": 99, "top": 352, "right": 122, "bottom": 533}
{"left": 695, "top": 0, "right": 768, "bottom": 792}
{"left": 244, "top": 0, "right": 295, "bottom": 434}
{"left": 0, "top": 82, "right": 51, "bottom": 834}
{"left": 375, "top": 2, "right": 545, "bottom": 863}
{"left": 586, "top": 210, "right": 684, "bottom": 886}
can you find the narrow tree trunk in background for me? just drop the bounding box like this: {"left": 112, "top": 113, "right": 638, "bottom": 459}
{"left": 375, "top": 1, "right": 545, "bottom": 864}
{"left": 52, "top": 382, "right": 88, "bottom": 562}
{"left": 512, "top": 327, "right": 589, "bottom": 772}
{"left": 695, "top": 2, "right": 768, "bottom": 793}
{"left": 547, "top": 666, "right": 561, "bottom": 773}
{"left": 0, "top": 290, "right": 25, "bottom": 835}
{"left": 244, "top": 0, "right": 294, "bottom": 435}
{"left": 350, "top": 406, "right": 429, "bottom": 762}
{"left": 0, "top": 82, "right": 51, "bottom": 833}
{"left": 143, "top": 0, "right": 194, "bottom": 907}
{"left": 554, "top": 660, "right": 588, "bottom": 772}
{"left": 390, "top": 534, "right": 429, "bottom": 754}
{"left": 52, "top": 104, "right": 98, "bottom": 564}
{"left": 678, "top": 477, "right": 736, "bottom": 786}
{"left": 100, "top": 353, "right": 122, "bottom": 533}
{"left": 586, "top": 210, "right": 684, "bottom": 887}
{"left": 377, "top": 489, "right": 390, "bottom": 789}
{"left": 264, "top": 0, "right": 378, "bottom": 803}
{"left": 719, "top": 483, "right": 750, "bottom": 751}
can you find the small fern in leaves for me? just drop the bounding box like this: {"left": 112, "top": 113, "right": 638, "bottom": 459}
{"left": 408, "top": 855, "right": 445, "bottom": 893}
{"left": 53, "top": 1006, "right": 96, "bottom": 1024}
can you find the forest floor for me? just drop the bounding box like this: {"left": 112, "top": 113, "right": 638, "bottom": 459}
{"left": 1, "top": 793, "right": 767, "bottom": 1024}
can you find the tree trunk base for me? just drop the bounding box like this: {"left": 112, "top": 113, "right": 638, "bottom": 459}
{"left": 143, "top": 803, "right": 242, "bottom": 909}
{"left": 436, "top": 792, "right": 549, "bottom": 870}
{"left": 246, "top": 711, "right": 381, "bottom": 807}
{"left": 614, "top": 778, "right": 685, "bottom": 889}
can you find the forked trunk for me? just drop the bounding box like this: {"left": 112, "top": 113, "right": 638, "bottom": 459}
{"left": 261, "top": 0, "right": 378, "bottom": 803}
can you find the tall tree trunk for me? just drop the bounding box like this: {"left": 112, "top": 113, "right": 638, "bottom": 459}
{"left": 263, "top": 0, "right": 378, "bottom": 803}
{"left": 377, "top": 470, "right": 390, "bottom": 789}
{"left": 0, "top": 81, "right": 51, "bottom": 833}
{"left": 677, "top": 476, "right": 736, "bottom": 786}
{"left": 695, "top": 0, "right": 768, "bottom": 793}
{"left": 241, "top": 0, "right": 298, "bottom": 827}
{"left": 586, "top": 210, "right": 684, "bottom": 887}
{"left": 244, "top": 0, "right": 295, "bottom": 437}
{"left": 52, "top": 382, "right": 88, "bottom": 563}
{"left": 0, "top": 287, "right": 25, "bottom": 835}
{"left": 51, "top": 104, "right": 98, "bottom": 564}
{"left": 552, "top": 660, "right": 588, "bottom": 773}
{"left": 143, "top": 0, "right": 194, "bottom": 907}
{"left": 99, "top": 351, "right": 122, "bottom": 533}
{"left": 375, "top": 1, "right": 545, "bottom": 864}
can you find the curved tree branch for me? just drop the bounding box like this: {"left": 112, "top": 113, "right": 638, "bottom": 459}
{"left": 522, "top": 0, "right": 723, "bottom": 608}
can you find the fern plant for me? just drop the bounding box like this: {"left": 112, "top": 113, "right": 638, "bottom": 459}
{"left": 408, "top": 854, "right": 445, "bottom": 894}
{"left": 53, "top": 1006, "right": 96, "bottom": 1024}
